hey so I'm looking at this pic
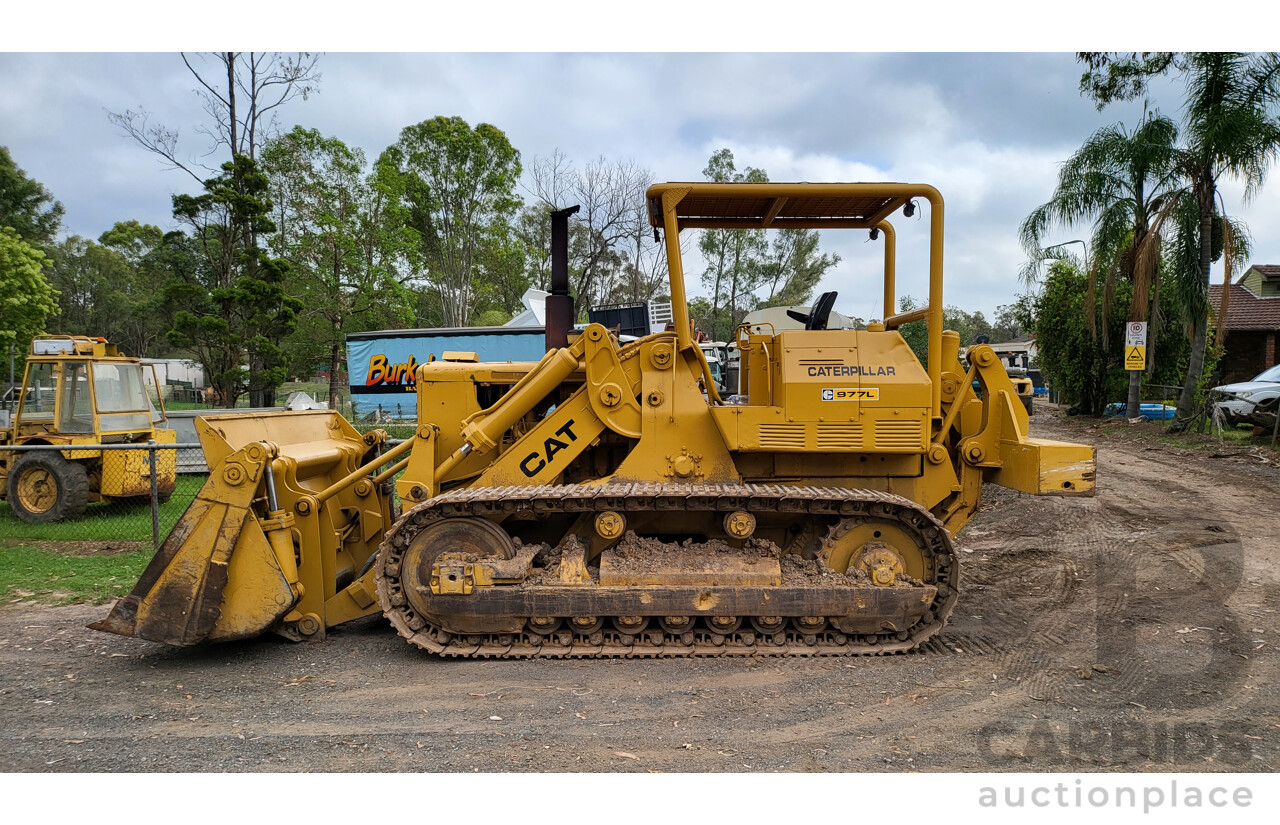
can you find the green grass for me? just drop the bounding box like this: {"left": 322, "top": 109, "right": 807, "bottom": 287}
{"left": 352, "top": 422, "right": 417, "bottom": 441}
{"left": 0, "top": 474, "right": 206, "bottom": 543}
{"left": 1208, "top": 426, "right": 1257, "bottom": 445}
{"left": 1074, "top": 412, "right": 1278, "bottom": 454}
{"left": 0, "top": 543, "right": 153, "bottom": 605}
{"left": 1156, "top": 424, "right": 1269, "bottom": 452}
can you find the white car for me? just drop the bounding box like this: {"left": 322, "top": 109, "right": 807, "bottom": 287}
{"left": 1212, "top": 364, "right": 1280, "bottom": 426}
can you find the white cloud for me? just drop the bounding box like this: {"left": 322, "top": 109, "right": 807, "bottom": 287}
{"left": 7, "top": 51, "right": 1280, "bottom": 322}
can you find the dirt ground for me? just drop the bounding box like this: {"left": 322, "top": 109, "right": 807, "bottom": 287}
{"left": 2, "top": 406, "right": 1278, "bottom": 772}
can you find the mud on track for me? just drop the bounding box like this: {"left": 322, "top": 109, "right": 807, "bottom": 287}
{"left": 1, "top": 407, "right": 1278, "bottom": 772}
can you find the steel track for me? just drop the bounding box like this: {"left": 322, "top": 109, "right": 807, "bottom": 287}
{"left": 375, "top": 482, "right": 959, "bottom": 658}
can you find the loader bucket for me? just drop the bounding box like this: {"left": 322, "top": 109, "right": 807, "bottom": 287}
{"left": 91, "top": 410, "right": 393, "bottom": 645}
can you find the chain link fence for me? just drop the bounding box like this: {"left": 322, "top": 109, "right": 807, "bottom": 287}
{"left": 1, "top": 442, "right": 206, "bottom": 551}
{"left": 350, "top": 400, "right": 417, "bottom": 439}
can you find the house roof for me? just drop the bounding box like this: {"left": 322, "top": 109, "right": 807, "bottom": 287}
{"left": 1242, "top": 264, "right": 1280, "bottom": 279}
{"left": 1209, "top": 283, "right": 1280, "bottom": 331}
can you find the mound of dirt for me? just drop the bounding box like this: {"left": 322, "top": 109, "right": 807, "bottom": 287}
{"left": 604, "top": 531, "right": 779, "bottom": 574}
{"left": 777, "top": 554, "right": 917, "bottom": 588}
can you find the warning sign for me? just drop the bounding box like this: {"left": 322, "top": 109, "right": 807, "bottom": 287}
{"left": 1125, "top": 322, "right": 1148, "bottom": 371}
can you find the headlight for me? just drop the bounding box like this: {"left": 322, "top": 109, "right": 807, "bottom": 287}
{"left": 1237, "top": 391, "right": 1255, "bottom": 401}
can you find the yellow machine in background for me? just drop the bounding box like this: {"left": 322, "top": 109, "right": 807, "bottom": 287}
{"left": 963, "top": 343, "right": 1036, "bottom": 417}
{"left": 1006, "top": 349, "right": 1038, "bottom": 416}
{"left": 1, "top": 336, "right": 176, "bottom": 523}
{"left": 95, "top": 182, "right": 1095, "bottom": 657}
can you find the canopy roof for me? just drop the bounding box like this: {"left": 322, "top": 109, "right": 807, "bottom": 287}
{"left": 646, "top": 182, "right": 937, "bottom": 230}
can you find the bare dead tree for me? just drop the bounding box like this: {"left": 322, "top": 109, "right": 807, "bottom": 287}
{"left": 527, "top": 153, "right": 652, "bottom": 312}
{"left": 109, "top": 53, "right": 320, "bottom": 407}
{"left": 109, "top": 52, "right": 321, "bottom": 180}
{"left": 526, "top": 149, "right": 575, "bottom": 212}
{"left": 621, "top": 197, "right": 688, "bottom": 302}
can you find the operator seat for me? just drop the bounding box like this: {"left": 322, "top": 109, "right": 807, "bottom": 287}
{"left": 786, "top": 291, "right": 838, "bottom": 330}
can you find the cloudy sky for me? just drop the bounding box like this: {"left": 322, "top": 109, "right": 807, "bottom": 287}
{"left": 4, "top": 41, "right": 1277, "bottom": 322}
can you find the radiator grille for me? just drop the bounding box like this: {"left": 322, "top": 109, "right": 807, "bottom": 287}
{"left": 874, "top": 420, "right": 924, "bottom": 450}
{"left": 815, "top": 423, "right": 863, "bottom": 449}
{"left": 758, "top": 423, "right": 807, "bottom": 450}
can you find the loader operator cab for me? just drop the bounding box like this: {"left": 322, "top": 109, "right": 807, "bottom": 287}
{"left": 12, "top": 337, "right": 165, "bottom": 440}
{"left": 646, "top": 182, "right": 947, "bottom": 458}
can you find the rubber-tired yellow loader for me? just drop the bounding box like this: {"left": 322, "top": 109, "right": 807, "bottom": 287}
{"left": 2, "top": 335, "right": 176, "bottom": 523}
{"left": 93, "top": 182, "right": 1095, "bottom": 657}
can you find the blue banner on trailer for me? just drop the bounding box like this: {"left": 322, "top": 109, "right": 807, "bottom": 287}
{"left": 346, "top": 327, "right": 546, "bottom": 419}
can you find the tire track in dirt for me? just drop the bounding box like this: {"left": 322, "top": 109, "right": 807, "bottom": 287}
{"left": 2, "top": 409, "right": 1278, "bottom": 771}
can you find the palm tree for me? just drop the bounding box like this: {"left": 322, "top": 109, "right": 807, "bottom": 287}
{"left": 1166, "top": 54, "right": 1280, "bottom": 430}
{"left": 1020, "top": 108, "right": 1181, "bottom": 418}
{"left": 1159, "top": 190, "right": 1251, "bottom": 403}
{"left": 1078, "top": 52, "right": 1280, "bottom": 430}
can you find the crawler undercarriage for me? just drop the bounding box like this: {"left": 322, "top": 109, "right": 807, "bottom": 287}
{"left": 377, "top": 483, "right": 957, "bottom": 657}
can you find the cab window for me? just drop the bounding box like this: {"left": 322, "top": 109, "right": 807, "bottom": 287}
{"left": 58, "top": 361, "right": 95, "bottom": 433}
{"left": 19, "top": 362, "right": 58, "bottom": 420}
{"left": 93, "top": 363, "right": 152, "bottom": 432}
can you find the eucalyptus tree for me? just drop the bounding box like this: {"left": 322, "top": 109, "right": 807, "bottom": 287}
{"left": 98, "top": 221, "right": 176, "bottom": 358}
{"left": 758, "top": 226, "right": 841, "bottom": 311}
{"left": 0, "top": 146, "right": 63, "bottom": 247}
{"left": 699, "top": 149, "right": 768, "bottom": 341}
{"left": 514, "top": 204, "right": 553, "bottom": 292}
{"left": 262, "top": 127, "right": 415, "bottom": 408}
{"left": 46, "top": 237, "right": 134, "bottom": 344}
{"left": 379, "top": 117, "right": 523, "bottom": 327}
{"left": 110, "top": 53, "right": 320, "bottom": 180}
{"left": 46, "top": 228, "right": 178, "bottom": 359}
{"left": 471, "top": 220, "right": 529, "bottom": 322}
{"left": 527, "top": 151, "right": 653, "bottom": 313}
{"left": 1020, "top": 109, "right": 1181, "bottom": 418}
{"left": 0, "top": 227, "right": 57, "bottom": 365}
{"left": 618, "top": 196, "right": 674, "bottom": 304}
{"left": 1079, "top": 52, "right": 1280, "bottom": 430}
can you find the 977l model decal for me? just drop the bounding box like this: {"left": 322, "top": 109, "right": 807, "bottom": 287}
{"left": 822, "top": 387, "right": 879, "bottom": 401}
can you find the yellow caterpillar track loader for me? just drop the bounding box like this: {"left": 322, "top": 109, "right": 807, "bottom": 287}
{"left": 94, "top": 182, "right": 1095, "bottom": 657}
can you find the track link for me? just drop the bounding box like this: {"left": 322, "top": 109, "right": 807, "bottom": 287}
{"left": 375, "top": 483, "right": 959, "bottom": 658}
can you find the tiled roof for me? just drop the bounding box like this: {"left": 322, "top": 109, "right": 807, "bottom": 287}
{"left": 1245, "top": 264, "right": 1280, "bottom": 278}
{"left": 1208, "top": 283, "right": 1280, "bottom": 330}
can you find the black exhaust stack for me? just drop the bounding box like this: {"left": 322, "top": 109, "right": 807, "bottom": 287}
{"left": 546, "top": 205, "right": 580, "bottom": 351}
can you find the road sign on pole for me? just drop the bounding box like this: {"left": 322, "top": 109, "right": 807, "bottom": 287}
{"left": 1125, "top": 322, "right": 1147, "bottom": 371}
